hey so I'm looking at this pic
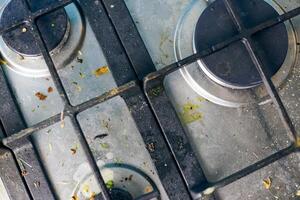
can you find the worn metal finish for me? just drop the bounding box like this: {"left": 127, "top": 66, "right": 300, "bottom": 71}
{"left": 0, "top": 0, "right": 299, "bottom": 200}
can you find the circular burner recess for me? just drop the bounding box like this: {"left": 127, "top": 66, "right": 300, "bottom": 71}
{"left": 194, "top": 0, "right": 289, "bottom": 89}
{"left": 0, "top": 0, "right": 69, "bottom": 56}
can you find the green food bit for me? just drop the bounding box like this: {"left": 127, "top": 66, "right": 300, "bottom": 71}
{"left": 180, "top": 103, "right": 203, "bottom": 124}
{"left": 105, "top": 180, "right": 114, "bottom": 189}
{"left": 149, "top": 86, "right": 164, "bottom": 97}
{"left": 100, "top": 143, "right": 110, "bottom": 149}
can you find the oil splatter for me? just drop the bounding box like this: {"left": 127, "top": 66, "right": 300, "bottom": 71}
{"left": 93, "top": 66, "right": 109, "bottom": 77}
{"left": 180, "top": 102, "right": 203, "bottom": 124}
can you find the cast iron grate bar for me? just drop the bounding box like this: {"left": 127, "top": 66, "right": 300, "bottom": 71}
{"left": 0, "top": 0, "right": 299, "bottom": 199}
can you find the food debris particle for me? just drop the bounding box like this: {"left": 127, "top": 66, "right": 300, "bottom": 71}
{"left": 144, "top": 185, "right": 153, "bottom": 193}
{"left": 296, "top": 190, "right": 300, "bottom": 196}
{"left": 22, "top": 27, "right": 27, "bottom": 33}
{"left": 21, "top": 170, "right": 28, "bottom": 176}
{"left": 93, "top": 66, "right": 109, "bottom": 77}
{"left": 94, "top": 134, "right": 109, "bottom": 140}
{"left": 79, "top": 72, "right": 85, "bottom": 78}
{"left": 51, "top": 23, "right": 55, "bottom": 27}
{"left": 35, "top": 92, "right": 47, "bottom": 101}
{"left": 47, "top": 87, "right": 53, "bottom": 93}
{"left": 100, "top": 143, "right": 110, "bottom": 150}
{"left": 33, "top": 181, "right": 40, "bottom": 188}
{"left": 89, "top": 192, "right": 96, "bottom": 200}
{"left": 180, "top": 102, "right": 202, "bottom": 124}
{"left": 60, "top": 111, "right": 65, "bottom": 128}
{"left": 263, "top": 177, "right": 272, "bottom": 190}
{"left": 76, "top": 57, "right": 83, "bottom": 63}
{"left": 82, "top": 184, "right": 89, "bottom": 193}
{"left": 147, "top": 143, "right": 155, "bottom": 152}
{"left": 70, "top": 145, "right": 78, "bottom": 155}
{"left": 105, "top": 180, "right": 114, "bottom": 189}
{"left": 48, "top": 143, "right": 53, "bottom": 152}
{"left": 71, "top": 195, "right": 78, "bottom": 200}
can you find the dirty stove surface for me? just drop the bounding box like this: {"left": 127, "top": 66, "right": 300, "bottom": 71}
{"left": 0, "top": 0, "right": 300, "bottom": 200}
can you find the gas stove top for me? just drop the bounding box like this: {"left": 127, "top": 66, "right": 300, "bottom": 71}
{"left": 0, "top": 0, "right": 300, "bottom": 200}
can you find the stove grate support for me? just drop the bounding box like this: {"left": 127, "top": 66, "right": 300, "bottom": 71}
{"left": 0, "top": 0, "right": 299, "bottom": 199}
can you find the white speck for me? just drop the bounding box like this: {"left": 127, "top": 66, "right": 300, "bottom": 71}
{"left": 106, "top": 152, "right": 114, "bottom": 160}
{"left": 110, "top": 4, "right": 114, "bottom": 8}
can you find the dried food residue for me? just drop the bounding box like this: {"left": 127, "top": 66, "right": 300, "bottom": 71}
{"left": 89, "top": 192, "right": 96, "bottom": 200}
{"left": 71, "top": 195, "right": 79, "bottom": 200}
{"left": 21, "top": 170, "right": 28, "bottom": 176}
{"left": 149, "top": 86, "right": 164, "bottom": 97}
{"left": 263, "top": 177, "right": 272, "bottom": 190}
{"left": 93, "top": 66, "right": 109, "bottom": 77}
{"left": 147, "top": 143, "right": 155, "bottom": 152}
{"left": 35, "top": 92, "right": 47, "bottom": 101}
{"left": 144, "top": 185, "right": 153, "bottom": 193}
{"left": 296, "top": 190, "right": 300, "bottom": 196}
{"left": 79, "top": 72, "right": 86, "bottom": 78}
{"left": 70, "top": 144, "right": 78, "bottom": 155}
{"left": 100, "top": 143, "right": 110, "bottom": 150}
{"left": 179, "top": 102, "right": 202, "bottom": 124}
{"left": 296, "top": 137, "right": 300, "bottom": 147}
{"left": 48, "top": 87, "right": 53, "bottom": 93}
{"left": 94, "top": 134, "right": 108, "bottom": 140}
{"left": 105, "top": 180, "right": 114, "bottom": 190}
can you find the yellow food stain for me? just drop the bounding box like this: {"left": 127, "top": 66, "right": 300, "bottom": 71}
{"left": 197, "top": 97, "right": 207, "bottom": 102}
{"left": 180, "top": 102, "right": 203, "bottom": 124}
{"left": 263, "top": 177, "right": 272, "bottom": 190}
{"left": 144, "top": 185, "right": 153, "bottom": 193}
{"left": 0, "top": 59, "right": 7, "bottom": 65}
{"left": 82, "top": 184, "right": 89, "bottom": 193}
{"left": 296, "top": 190, "right": 300, "bottom": 196}
{"left": 93, "top": 66, "right": 109, "bottom": 77}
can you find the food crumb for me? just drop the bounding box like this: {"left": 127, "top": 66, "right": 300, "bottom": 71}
{"left": 105, "top": 180, "right": 114, "bottom": 189}
{"left": 47, "top": 87, "right": 54, "bottom": 93}
{"left": 144, "top": 185, "right": 153, "bottom": 193}
{"left": 93, "top": 66, "right": 109, "bottom": 77}
{"left": 296, "top": 190, "right": 300, "bottom": 196}
{"left": 21, "top": 170, "right": 28, "bottom": 176}
{"left": 89, "top": 192, "right": 96, "bottom": 200}
{"left": 263, "top": 177, "right": 272, "bottom": 190}
{"left": 70, "top": 145, "right": 78, "bottom": 155}
{"left": 71, "top": 195, "right": 78, "bottom": 200}
{"left": 35, "top": 92, "right": 47, "bottom": 101}
{"left": 147, "top": 143, "right": 155, "bottom": 152}
{"left": 100, "top": 143, "right": 110, "bottom": 150}
{"left": 76, "top": 57, "right": 83, "bottom": 63}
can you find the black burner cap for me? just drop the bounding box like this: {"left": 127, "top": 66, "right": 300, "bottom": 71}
{"left": 194, "top": 0, "right": 288, "bottom": 89}
{"left": 109, "top": 188, "right": 133, "bottom": 200}
{"left": 0, "top": 0, "right": 69, "bottom": 56}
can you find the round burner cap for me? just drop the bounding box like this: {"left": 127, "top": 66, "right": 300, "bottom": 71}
{"left": 194, "top": 0, "right": 288, "bottom": 89}
{"left": 0, "top": 0, "right": 69, "bottom": 57}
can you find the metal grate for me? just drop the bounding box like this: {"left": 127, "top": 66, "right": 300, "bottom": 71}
{"left": 0, "top": 0, "right": 299, "bottom": 199}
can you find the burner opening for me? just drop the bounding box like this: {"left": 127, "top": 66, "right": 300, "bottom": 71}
{"left": 0, "top": 0, "right": 69, "bottom": 57}
{"left": 194, "top": 0, "right": 289, "bottom": 89}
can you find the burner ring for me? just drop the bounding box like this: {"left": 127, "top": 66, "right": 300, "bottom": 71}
{"left": 0, "top": 2, "right": 84, "bottom": 77}
{"left": 194, "top": 0, "right": 289, "bottom": 89}
{"left": 0, "top": 0, "right": 69, "bottom": 57}
{"left": 174, "top": 0, "right": 297, "bottom": 107}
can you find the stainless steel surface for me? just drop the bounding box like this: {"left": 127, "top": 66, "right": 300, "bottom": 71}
{"left": 0, "top": 1, "right": 168, "bottom": 199}
{"left": 125, "top": 0, "right": 300, "bottom": 199}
